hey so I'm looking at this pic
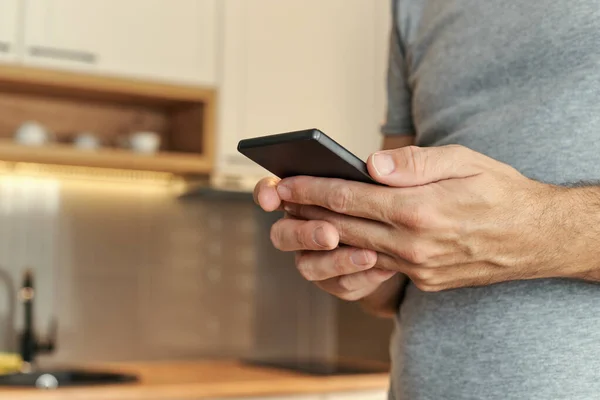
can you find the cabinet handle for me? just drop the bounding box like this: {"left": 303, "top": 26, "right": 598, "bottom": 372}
{"left": 0, "top": 41, "right": 10, "bottom": 53}
{"left": 29, "top": 45, "right": 97, "bottom": 64}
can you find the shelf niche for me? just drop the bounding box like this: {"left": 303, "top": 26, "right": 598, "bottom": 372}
{"left": 0, "top": 64, "right": 216, "bottom": 176}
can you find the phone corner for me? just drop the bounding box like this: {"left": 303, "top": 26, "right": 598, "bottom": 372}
{"left": 310, "top": 128, "right": 323, "bottom": 141}
{"left": 236, "top": 140, "right": 244, "bottom": 152}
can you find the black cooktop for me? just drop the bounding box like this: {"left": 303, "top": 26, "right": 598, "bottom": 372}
{"left": 243, "top": 358, "right": 390, "bottom": 376}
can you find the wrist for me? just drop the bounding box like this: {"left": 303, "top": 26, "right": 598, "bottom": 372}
{"left": 359, "top": 273, "right": 406, "bottom": 318}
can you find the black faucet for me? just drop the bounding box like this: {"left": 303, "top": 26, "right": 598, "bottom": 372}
{"left": 18, "top": 269, "right": 57, "bottom": 372}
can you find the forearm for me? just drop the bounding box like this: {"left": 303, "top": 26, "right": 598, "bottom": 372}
{"left": 553, "top": 185, "right": 600, "bottom": 282}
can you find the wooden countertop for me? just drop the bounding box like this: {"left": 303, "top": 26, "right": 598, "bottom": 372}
{"left": 1, "top": 360, "right": 390, "bottom": 399}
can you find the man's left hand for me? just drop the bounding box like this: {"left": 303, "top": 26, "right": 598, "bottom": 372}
{"left": 275, "top": 145, "right": 571, "bottom": 292}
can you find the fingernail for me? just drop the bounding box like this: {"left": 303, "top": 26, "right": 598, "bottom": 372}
{"left": 277, "top": 184, "right": 292, "bottom": 200}
{"left": 351, "top": 249, "right": 372, "bottom": 266}
{"left": 313, "top": 226, "right": 330, "bottom": 248}
{"left": 373, "top": 153, "right": 395, "bottom": 176}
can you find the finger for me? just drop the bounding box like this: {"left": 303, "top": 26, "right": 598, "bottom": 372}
{"left": 295, "top": 247, "right": 377, "bottom": 281}
{"left": 270, "top": 218, "right": 339, "bottom": 251}
{"left": 315, "top": 268, "right": 396, "bottom": 301}
{"left": 276, "top": 176, "right": 397, "bottom": 222}
{"left": 367, "top": 145, "right": 485, "bottom": 187}
{"left": 336, "top": 268, "right": 396, "bottom": 292}
{"left": 375, "top": 252, "right": 417, "bottom": 275}
{"left": 285, "top": 203, "right": 401, "bottom": 255}
{"left": 375, "top": 252, "right": 446, "bottom": 291}
{"left": 317, "top": 282, "right": 376, "bottom": 301}
{"left": 403, "top": 261, "right": 524, "bottom": 292}
{"left": 253, "top": 177, "right": 281, "bottom": 211}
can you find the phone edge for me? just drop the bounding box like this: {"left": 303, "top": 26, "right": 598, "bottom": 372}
{"left": 314, "top": 132, "right": 376, "bottom": 183}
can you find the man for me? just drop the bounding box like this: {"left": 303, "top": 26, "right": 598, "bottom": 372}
{"left": 254, "top": 1, "right": 600, "bottom": 399}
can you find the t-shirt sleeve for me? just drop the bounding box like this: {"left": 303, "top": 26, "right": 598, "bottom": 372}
{"left": 380, "top": 0, "right": 415, "bottom": 136}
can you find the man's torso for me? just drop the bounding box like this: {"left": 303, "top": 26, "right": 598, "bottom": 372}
{"left": 390, "top": 1, "right": 600, "bottom": 399}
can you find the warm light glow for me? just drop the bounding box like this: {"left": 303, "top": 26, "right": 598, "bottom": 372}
{"left": 0, "top": 161, "right": 186, "bottom": 189}
{"left": 0, "top": 175, "right": 60, "bottom": 214}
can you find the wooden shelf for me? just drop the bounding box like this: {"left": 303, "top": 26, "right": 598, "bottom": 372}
{"left": 0, "top": 139, "right": 212, "bottom": 175}
{"left": 0, "top": 64, "right": 215, "bottom": 106}
{"left": 0, "top": 65, "right": 216, "bottom": 177}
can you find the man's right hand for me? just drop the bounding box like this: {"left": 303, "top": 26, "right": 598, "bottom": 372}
{"left": 253, "top": 177, "right": 396, "bottom": 302}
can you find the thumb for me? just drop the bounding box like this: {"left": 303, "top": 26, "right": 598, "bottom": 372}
{"left": 367, "top": 145, "right": 483, "bottom": 187}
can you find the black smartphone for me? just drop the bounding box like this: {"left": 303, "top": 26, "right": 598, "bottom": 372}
{"left": 237, "top": 128, "right": 379, "bottom": 184}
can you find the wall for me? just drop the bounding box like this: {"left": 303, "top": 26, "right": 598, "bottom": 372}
{"left": 0, "top": 174, "right": 393, "bottom": 367}
{"left": 0, "top": 175, "right": 257, "bottom": 364}
{"left": 336, "top": 300, "right": 393, "bottom": 363}
{"left": 251, "top": 211, "right": 393, "bottom": 367}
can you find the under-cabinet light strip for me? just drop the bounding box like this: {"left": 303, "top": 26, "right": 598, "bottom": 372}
{"left": 0, "top": 161, "right": 183, "bottom": 187}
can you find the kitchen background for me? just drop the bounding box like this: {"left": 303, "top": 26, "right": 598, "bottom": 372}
{"left": 0, "top": 0, "right": 395, "bottom": 398}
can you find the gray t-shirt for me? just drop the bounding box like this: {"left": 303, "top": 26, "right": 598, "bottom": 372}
{"left": 383, "top": 1, "right": 600, "bottom": 399}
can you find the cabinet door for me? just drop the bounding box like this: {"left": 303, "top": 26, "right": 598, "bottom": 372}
{"left": 216, "top": 0, "right": 390, "bottom": 182}
{"left": 325, "top": 389, "right": 388, "bottom": 400}
{"left": 0, "top": 0, "right": 20, "bottom": 62}
{"left": 23, "top": 0, "right": 218, "bottom": 85}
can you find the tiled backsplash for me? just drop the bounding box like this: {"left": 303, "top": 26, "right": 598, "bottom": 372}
{"left": 0, "top": 174, "right": 393, "bottom": 367}
{"left": 0, "top": 176, "right": 257, "bottom": 364}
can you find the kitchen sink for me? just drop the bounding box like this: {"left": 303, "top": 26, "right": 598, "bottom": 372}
{"left": 0, "top": 369, "right": 138, "bottom": 389}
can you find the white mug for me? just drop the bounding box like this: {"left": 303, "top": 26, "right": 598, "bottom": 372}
{"left": 127, "top": 131, "right": 161, "bottom": 154}
{"left": 74, "top": 132, "right": 101, "bottom": 150}
{"left": 14, "top": 121, "right": 51, "bottom": 146}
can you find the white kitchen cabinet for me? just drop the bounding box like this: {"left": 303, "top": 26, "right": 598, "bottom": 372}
{"left": 325, "top": 389, "right": 388, "bottom": 400}
{"left": 0, "top": 0, "right": 20, "bottom": 62}
{"left": 22, "top": 0, "right": 218, "bottom": 85}
{"left": 215, "top": 0, "right": 390, "bottom": 183}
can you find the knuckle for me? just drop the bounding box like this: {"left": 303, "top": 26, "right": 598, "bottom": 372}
{"left": 329, "top": 217, "right": 346, "bottom": 243}
{"left": 364, "top": 269, "right": 388, "bottom": 285}
{"left": 399, "top": 204, "right": 432, "bottom": 231}
{"left": 410, "top": 267, "right": 434, "bottom": 283}
{"left": 270, "top": 223, "right": 283, "bottom": 250}
{"left": 294, "top": 224, "right": 308, "bottom": 248}
{"left": 338, "top": 289, "right": 363, "bottom": 301}
{"left": 414, "top": 281, "right": 442, "bottom": 293}
{"left": 295, "top": 176, "right": 322, "bottom": 203}
{"left": 332, "top": 251, "right": 349, "bottom": 276}
{"left": 401, "top": 243, "right": 431, "bottom": 265}
{"left": 405, "top": 146, "right": 426, "bottom": 177}
{"left": 337, "top": 275, "right": 355, "bottom": 292}
{"left": 319, "top": 210, "right": 340, "bottom": 228}
{"left": 409, "top": 268, "right": 441, "bottom": 292}
{"left": 327, "top": 184, "right": 354, "bottom": 213}
{"left": 295, "top": 254, "right": 315, "bottom": 281}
